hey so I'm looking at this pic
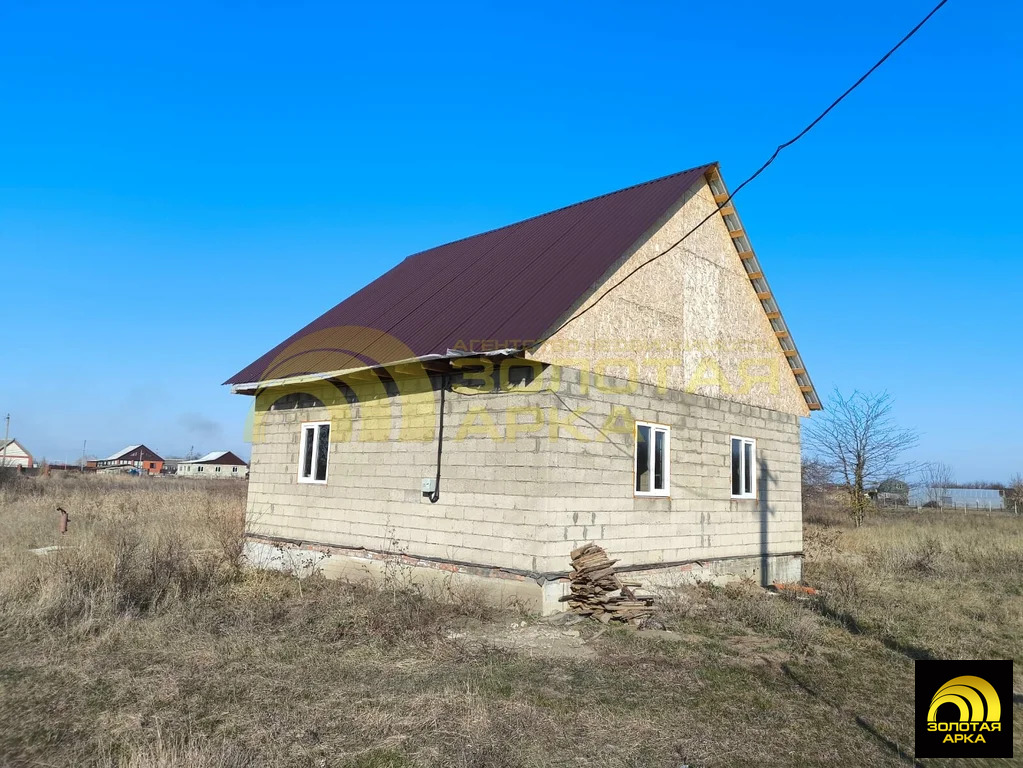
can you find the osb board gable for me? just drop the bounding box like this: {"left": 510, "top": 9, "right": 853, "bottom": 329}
{"left": 529, "top": 177, "right": 809, "bottom": 418}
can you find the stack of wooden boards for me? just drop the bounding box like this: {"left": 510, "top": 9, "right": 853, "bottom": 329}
{"left": 560, "top": 542, "right": 655, "bottom": 624}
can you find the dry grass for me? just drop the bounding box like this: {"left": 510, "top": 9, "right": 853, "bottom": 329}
{"left": 0, "top": 476, "right": 1020, "bottom": 767}
{"left": 805, "top": 509, "right": 1023, "bottom": 667}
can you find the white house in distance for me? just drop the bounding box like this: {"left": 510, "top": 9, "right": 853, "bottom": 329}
{"left": 0, "top": 438, "right": 34, "bottom": 469}
{"left": 177, "top": 451, "right": 249, "bottom": 479}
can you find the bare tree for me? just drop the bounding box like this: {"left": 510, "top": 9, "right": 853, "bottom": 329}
{"left": 801, "top": 457, "right": 833, "bottom": 495}
{"left": 803, "top": 389, "right": 919, "bottom": 526}
{"left": 921, "top": 462, "right": 955, "bottom": 508}
{"left": 800, "top": 456, "right": 836, "bottom": 523}
{"left": 1008, "top": 474, "right": 1023, "bottom": 514}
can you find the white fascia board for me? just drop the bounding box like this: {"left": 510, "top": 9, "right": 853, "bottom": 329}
{"left": 228, "top": 348, "right": 520, "bottom": 394}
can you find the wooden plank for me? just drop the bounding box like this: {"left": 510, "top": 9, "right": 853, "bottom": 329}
{"left": 717, "top": 206, "right": 736, "bottom": 217}
{"left": 765, "top": 311, "right": 781, "bottom": 320}
{"left": 746, "top": 271, "right": 764, "bottom": 281}
{"left": 572, "top": 563, "right": 615, "bottom": 578}
{"left": 729, "top": 230, "right": 746, "bottom": 239}
{"left": 582, "top": 566, "right": 617, "bottom": 582}
{"left": 756, "top": 291, "right": 772, "bottom": 300}
{"left": 570, "top": 542, "right": 596, "bottom": 559}
{"left": 713, "top": 192, "right": 730, "bottom": 204}
{"left": 574, "top": 556, "right": 616, "bottom": 571}
{"left": 572, "top": 554, "right": 609, "bottom": 569}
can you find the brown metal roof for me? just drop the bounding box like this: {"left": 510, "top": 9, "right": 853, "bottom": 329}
{"left": 181, "top": 450, "right": 248, "bottom": 466}
{"left": 101, "top": 445, "right": 164, "bottom": 463}
{"left": 226, "top": 164, "right": 715, "bottom": 385}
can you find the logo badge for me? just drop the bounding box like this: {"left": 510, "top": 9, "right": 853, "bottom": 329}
{"left": 915, "top": 660, "right": 1013, "bottom": 758}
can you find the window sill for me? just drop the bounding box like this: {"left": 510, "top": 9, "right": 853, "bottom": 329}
{"left": 730, "top": 494, "right": 757, "bottom": 501}
{"left": 298, "top": 478, "right": 328, "bottom": 485}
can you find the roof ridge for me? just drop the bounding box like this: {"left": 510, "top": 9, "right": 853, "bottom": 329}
{"left": 402, "top": 162, "right": 718, "bottom": 262}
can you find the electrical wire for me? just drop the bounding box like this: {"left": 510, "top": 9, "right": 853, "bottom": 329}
{"left": 530, "top": 0, "right": 950, "bottom": 346}
{"left": 263, "top": 0, "right": 949, "bottom": 385}
{"left": 427, "top": 373, "right": 448, "bottom": 503}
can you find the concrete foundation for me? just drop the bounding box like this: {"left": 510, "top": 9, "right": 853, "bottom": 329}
{"left": 243, "top": 536, "right": 801, "bottom": 615}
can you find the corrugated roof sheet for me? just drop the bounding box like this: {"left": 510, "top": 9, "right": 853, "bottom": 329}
{"left": 181, "top": 451, "right": 248, "bottom": 466}
{"left": 101, "top": 445, "right": 164, "bottom": 462}
{"left": 226, "top": 164, "right": 715, "bottom": 385}
{"left": 103, "top": 445, "right": 141, "bottom": 461}
{"left": 183, "top": 451, "right": 228, "bottom": 463}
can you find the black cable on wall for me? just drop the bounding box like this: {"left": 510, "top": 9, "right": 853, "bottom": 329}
{"left": 428, "top": 373, "right": 448, "bottom": 504}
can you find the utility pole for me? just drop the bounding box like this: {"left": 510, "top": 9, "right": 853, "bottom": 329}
{"left": 81, "top": 440, "right": 87, "bottom": 471}
{"left": 1, "top": 414, "right": 9, "bottom": 469}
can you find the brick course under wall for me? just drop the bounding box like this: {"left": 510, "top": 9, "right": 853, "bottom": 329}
{"left": 244, "top": 364, "right": 803, "bottom": 609}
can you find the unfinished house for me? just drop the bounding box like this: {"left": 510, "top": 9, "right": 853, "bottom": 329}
{"left": 227, "top": 164, "right": 820, "bottom": 613}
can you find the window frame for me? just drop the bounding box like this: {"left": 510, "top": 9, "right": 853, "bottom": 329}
{"left": 634, "top": 421, "right": 670, "bottom": 498}
{"left": 298, "top": 420, "right": 331, "bottom": 485}
{"left": 730, "top": 436, "right": 757, "bottom": 499}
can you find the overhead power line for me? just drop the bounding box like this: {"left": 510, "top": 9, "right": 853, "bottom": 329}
{"left": 536, "top": 0, "right": 950, "bottom": 344}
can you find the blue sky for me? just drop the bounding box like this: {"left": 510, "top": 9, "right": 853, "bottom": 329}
{"left": 0, "top": 1, "right": 1019, "bottom": 479}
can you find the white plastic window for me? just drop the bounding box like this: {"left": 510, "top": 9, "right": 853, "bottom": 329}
{"left": 635, "top": 422, "right": 670, "bottom": 497}
{"left": 299, "top": 422, "right": 330, "bottom": 484}
{"left": 730, "top": 436, "right": 756, "bottom": 498}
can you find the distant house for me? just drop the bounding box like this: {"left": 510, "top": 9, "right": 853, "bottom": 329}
{"left": 0, "top": 438, "right": 33, "bottom": 469}
{"left": 95, "top": 445, "right": 164, "bottom": 475}
{"left": 909, "top": 487, "right": 1005, "bottom": 510}
{"left": 225, "top": 164, "right": 821, "bottom": 613}
{"left": 177, "top": 451, "right": 249, "bottom": 479}
{"left": 871, "top": 478, "right": 910, "bottom": 507}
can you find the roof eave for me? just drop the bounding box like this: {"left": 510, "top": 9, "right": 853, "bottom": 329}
{"left": 228, "top": 347, "right": 522, "bottom": 394}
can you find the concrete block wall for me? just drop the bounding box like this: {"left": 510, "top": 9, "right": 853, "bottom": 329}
{"left": 246, "top": 371, "right": 558, "bottom": 575}
{"left": 539, "top": 365, "right": 803, "bottom": 581}
{"left": 245, "top": 361, "right": 804, "bottom": 590}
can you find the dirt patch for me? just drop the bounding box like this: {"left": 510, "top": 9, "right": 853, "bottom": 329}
{"left": 447, "top": 614, "right": 598, "bottom": 660}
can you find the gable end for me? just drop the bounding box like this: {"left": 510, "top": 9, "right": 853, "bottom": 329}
{"left": 704, "top": 167, "right": 821, "bottom": 411}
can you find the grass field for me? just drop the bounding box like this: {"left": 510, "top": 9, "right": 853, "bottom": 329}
{"left": 0, "top": 474, "right": 1019, "bottom": 767}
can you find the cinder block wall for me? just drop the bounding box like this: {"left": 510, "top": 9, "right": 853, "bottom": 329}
{"left": 245, "top": 363, "right": 803, "bottom": 585}
{"left": 540, "top": 365, "right": 803, "bottom": 580}
{"left": 245, "top": 371, "right": 558, "bottom": 574}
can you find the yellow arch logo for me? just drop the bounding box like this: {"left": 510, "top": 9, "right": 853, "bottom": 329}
{"left": 248, "top": 326, "right": 437, "bottom": 445}
{"left": 927, "top": 676, "right": 1001, "bottom": 723}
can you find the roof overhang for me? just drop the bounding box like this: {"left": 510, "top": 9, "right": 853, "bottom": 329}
{"left": 229, "top": 347, "right": 521, "bottom": 394}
